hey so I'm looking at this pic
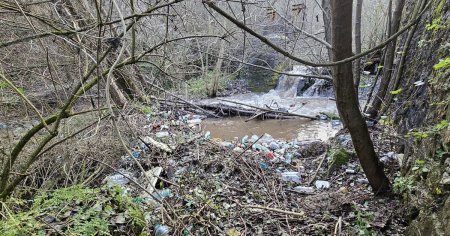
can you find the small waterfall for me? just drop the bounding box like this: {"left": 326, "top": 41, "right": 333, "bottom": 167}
{"left": 273, "top": 66, "right": 333, "bottom": 98}
{"left": 275, "top": 75, "right": 301, "bottom": 98}
{"left": 302, "top": 79, "right": 333, "bottom": 97}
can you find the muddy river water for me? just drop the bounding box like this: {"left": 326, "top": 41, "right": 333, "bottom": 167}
{"left": 202, "top": 117, "right": 339, "bottom": 141}
{"left": 198, "top": 90, "right": 341, "bottom": 141}
{"left": 196, "top": 66, "right": 345, "bottom": 142}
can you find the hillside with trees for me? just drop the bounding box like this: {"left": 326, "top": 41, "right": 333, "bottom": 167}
{"left": 0, "top": 0, "right": 449, "bottom": 235}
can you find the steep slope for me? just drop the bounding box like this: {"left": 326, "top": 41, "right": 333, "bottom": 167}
{"left": 391, "top": 0, "right": 450, "bottom": 234}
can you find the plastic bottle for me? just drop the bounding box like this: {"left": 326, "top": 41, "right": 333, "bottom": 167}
{"left": 155, "top": 224, "right": 170, "bottom": 236}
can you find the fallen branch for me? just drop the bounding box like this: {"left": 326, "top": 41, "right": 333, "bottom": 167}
{"left": 219, "top": 99, "right": 318, "bottom": 120}
{"left": 309, "top": 152, "right": 328, "bottom": 185}
{"left": 195, "top": 102, "right": 297, "bottom": 119}
{"left": 242, "top": 204, "right": 305, "bottom": 217}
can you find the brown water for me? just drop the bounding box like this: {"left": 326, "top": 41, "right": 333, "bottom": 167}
{"left": 202, "top": 117, "right": 339, "bottom": 141}
{"left": 198, "top": 66, "right": 341, "bottom": 142}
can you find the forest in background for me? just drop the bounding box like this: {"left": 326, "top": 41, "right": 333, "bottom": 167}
{"left": 0, "top": 0, "right": 449, "bottom": 235}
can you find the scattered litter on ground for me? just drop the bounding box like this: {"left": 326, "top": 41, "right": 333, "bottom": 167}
{"left": 93, "top": 110, "right": 406, "bottom": 234}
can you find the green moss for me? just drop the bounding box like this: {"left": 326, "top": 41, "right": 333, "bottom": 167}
{"left": 434, "top": 0, "right": 446, "bottom": 18}
{"left": 328, "top": 148, "right": 350, "bottom": 168}
{"left": 426, "top": 18, "right": 443, "bottom": 31}
{"left": 247, "top": 61, "right": 288, "bottom": 93}
{"left": 434, "top": 58, "right": 450, "bottom": 70}
{"left": 270, "top": 61, "right": 289, "bottom": 85}
{"left": 0, "top": 185, "right": 148, "bottom": 236}
{"left": 320, "top": 112, "right": 340, "bottom": 120}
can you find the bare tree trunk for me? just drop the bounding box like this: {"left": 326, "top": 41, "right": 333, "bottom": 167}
{"left": 331, "top": 0, "right": 390, "bottom": 194}
{"left": 209, "top": 20, "right": 227, "bottom": 98}
{"left": 353, "top": 0, "right": 363, "bottom": 97}
{"left": 210, "top": 38, "right": 226, "bottom": 98}
{"left": 322, "top": 0, "right": 332, "bottom": 62}
{"left": 366, "top": 0, "right": 406, "bottom": 118}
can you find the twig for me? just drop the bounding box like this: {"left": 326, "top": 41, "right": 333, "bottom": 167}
{"left": 309, "top": 152, "right": 328, "bottom": 185}
{"left": 242, "top": 204, "right": 305, "bottom": 218}
{"left": 333, "top": 216, "right": 342, "bottom": 236}
{"left": 245, "top": 111, "right": 268, "bottom": 122}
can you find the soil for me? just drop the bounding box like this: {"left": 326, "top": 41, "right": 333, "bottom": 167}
{"left": 109, "top": 111, "right": 406, "bottom": 235}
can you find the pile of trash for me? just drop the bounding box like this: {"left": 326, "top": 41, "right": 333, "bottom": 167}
{"left": 100, "top": 111, "right": 404, "bottom": 235}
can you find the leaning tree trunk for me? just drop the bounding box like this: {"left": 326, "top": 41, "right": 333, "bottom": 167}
{"left": 353, "top": 0, "right": 363, "bottom": 98}
{"left": 331, "top": 0, "right": 390, "bottom": 194}
{"left": 366, "top": 0, "right": 406, "bottom": 118}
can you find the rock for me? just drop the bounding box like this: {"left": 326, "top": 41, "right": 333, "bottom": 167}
{"left": 335, "top": 134, "right": 353, "bottom": 148}
{"left": 281, "top": 172, "right": 301, "bottom": 183}
{"left": 293, "top": 186, "right": 315, "bottom": 194}
{"left": 315, "top": 180, "right": 331, "bottom": 189}
{"left": 297, "top": 141, "right": 329, "bottom": 158}
{"left": 243, "top": 48, "right": 281, "bottom": 93}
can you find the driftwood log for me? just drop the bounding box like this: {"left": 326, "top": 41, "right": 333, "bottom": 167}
{"left": 194, "top": 102, "right": 317, "bottom": 120}
{"left": 150, "top": 96, "right": 318, "bottom": 120}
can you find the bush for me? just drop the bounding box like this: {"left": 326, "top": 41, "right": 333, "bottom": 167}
{"left": 0, "top": 185, "right": 148, "bottom": 236}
